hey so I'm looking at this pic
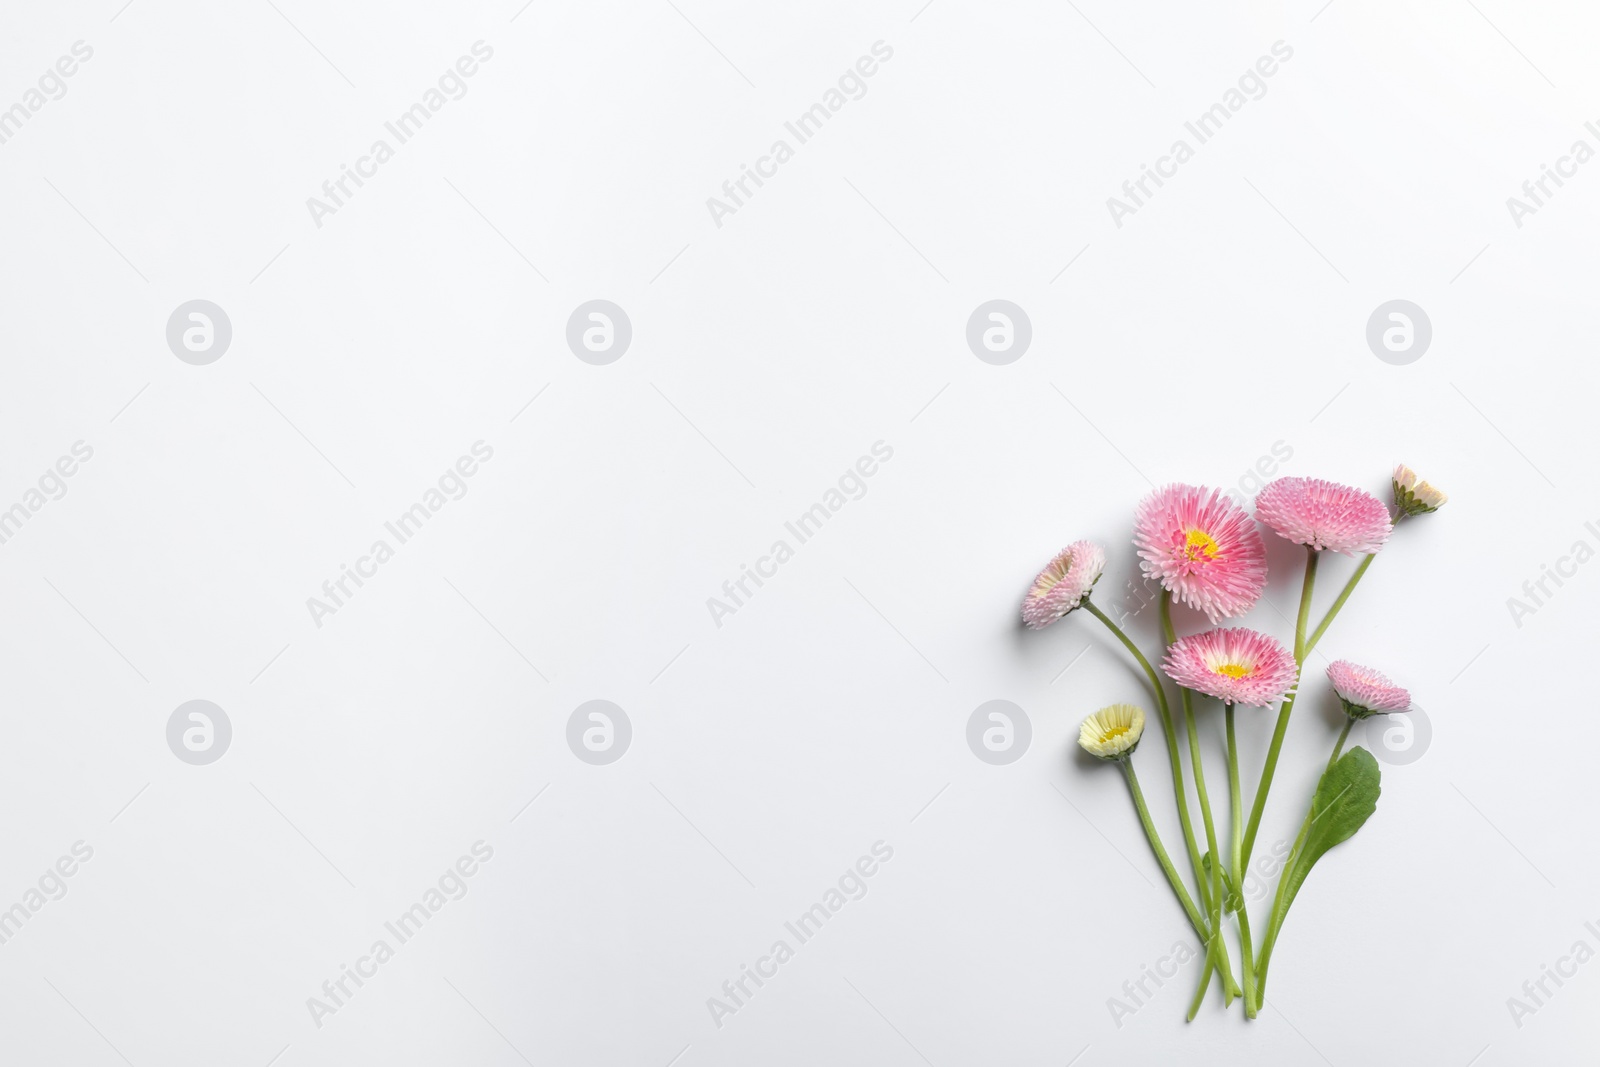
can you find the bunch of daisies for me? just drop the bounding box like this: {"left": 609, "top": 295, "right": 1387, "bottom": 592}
{"left": 1024, "top": 465, "right": 1444, "bottom": 1018}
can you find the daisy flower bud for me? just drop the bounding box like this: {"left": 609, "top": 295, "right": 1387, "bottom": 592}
{"left": 1078, "top": 703, "right": 1145, "bottom": 760}
{"left": 1133, "top": 484, "right": 1268, "bottom": 623}
{"left": 1326, "top": 660, "right": 1411, "bottom": 719}
{"left": 1021, "top": 540, "right": 1106, "bottom": 629}
{"left": 1392, "top": 464, "right": 1447, "bottom": 516}
{"left": 1255, "top": 477, "right": 1393, "bottom": 556}
{"left": 1163, "top": 627, "right": 1298, "bottom": 707}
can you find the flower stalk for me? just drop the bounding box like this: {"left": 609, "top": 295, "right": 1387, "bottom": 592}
{"left": 1082, "top": 599, "right": 1211, "bottom": 918}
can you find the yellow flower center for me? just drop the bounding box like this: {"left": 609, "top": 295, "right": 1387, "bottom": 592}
{"left": 1099, "top": 725, "right": 1130, "bottom": 742}
{"left": 1215, "top": 663, "right": 1253, "bottom": 679}
{"left": 1184, "top": 529, "right": 1219, "bottom": 561}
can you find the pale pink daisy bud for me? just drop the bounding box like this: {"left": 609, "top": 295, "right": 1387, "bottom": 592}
{"left": 1255, "top": 477, "right": 1393, "bottom": 555}
{"left": 1163, "top": 627, "right": 1298, "bottom": 707}
{"left": 1392, "top": 464, "right": 1447, "bottom": 517}
{"left": 1327, "top": 660, "right": 1411, "bottom": 719}
{"left": 1133, "top": 484, "right": 1268, "bottom": 623}
{"left": 1021, "top": 540, "right": 1106, "bottom": 629}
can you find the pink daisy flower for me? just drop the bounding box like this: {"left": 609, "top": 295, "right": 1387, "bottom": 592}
{"left": 1021, "top": 541, "right": 1106, "bottom": 629}
{"left": 1163, "top": 628, "right": 1298, "bottom": 707}
{"left": 1327, "top": 660, "right": 1410, "bottom": 719}
{"left": 1255, "top": 478, "right": 1392, "bottom": 555}
{"left": 1133, "top": 484, "right": 1268, "bottom": 623}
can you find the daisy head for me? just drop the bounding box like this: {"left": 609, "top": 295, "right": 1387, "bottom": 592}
{"left": 1255, "top": 477, "right": 1393, "bottom": 555}
{"left": 1163, "top": 628, "right": 1298, "bottom": 707}
{"left": 1021, "top": 541, "right": 1106, "bottom": 630}
{"left": 1393, "top": 464, "right": 1447, "bottom": 517}
{"left": 1078, "top": 703, "right": 1145, "bottom": 761}
{"left": 1327, "top": 660, "right": 1410, "bottom": 719}
{"left": 1133, "top": 484, "right": 1268, "bottom": 623}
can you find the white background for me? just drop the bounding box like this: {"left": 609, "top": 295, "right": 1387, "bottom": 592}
{"left": 1, "top": 0, "right": 1596, "bottom": 1064}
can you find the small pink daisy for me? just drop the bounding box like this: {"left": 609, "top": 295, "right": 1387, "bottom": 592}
{"left": 1255, "top": 478, "right": 1392, "bottom": 555}
{"left": 1327, "top": 660, "right": 1410, "bottom": 719}
{"left": 1163, "top": 628, "right": 1298, "bottom": 707}
{"left": 1133, "top": 484, "right": 1268, "bottom": 623}
{"left": 1021, "top": 541, "right": 1106, "bottom": 629}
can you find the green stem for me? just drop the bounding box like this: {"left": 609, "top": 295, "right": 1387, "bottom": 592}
{"left": 1253, "top": 896, "right": 1286, "bottom": 1010}
{"left": 1186, "top": 933, "right": 1244, "bottom": 1020}
{"left": 1254, "top": 814, "right": 1311, "bottom": 1010}
{"left": 1239, "top": 548, "right": 1318, "bottom": 874}
{"left": 1303, "top": 553, "right": 1374, "bottom": 656}
{"left": 1327, "top": 718, "right": 1354, "bottom": 771}
{"left": 1162, "top": 593, "right": 1238, "bottom": 1006}
{"left": 1226, "top": 704, "right": 1244, "bottom": 889}
{"left": 1186, "top": 691, "right": 1231, "bottom": 1005}
{"left": 1251, "top": 717, "right": 1356, "bottom": 1012}
{"left": 1215, "top": 923, "right": 1242, "bottom": 1004}
{"left": 1293, "top": 546, "right": 1318, "bottom": 661}
{"left": 1121, "top": 761, "right": 1207, "bottom": 942}
{"left": 1246, "top": 540, "right": 1389, "bottom": 1015}
{"left": 1227, "top": 703, "right": 1258, "bottom": 1016}
{"left": 1237, "top": 895, "right": 1258, "bottom": 1018}
{"left": 1186, "top": 956, "right": 1214, "bottom": 1021}
{"left": 1084, "top": 599, "right": 1209, "bottom": 917}
{"left": 1158, "top": 596, "right": 1212, "bottom": 917}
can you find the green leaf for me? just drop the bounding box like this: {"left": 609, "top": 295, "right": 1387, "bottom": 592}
{"left": 1275, "top": 747, "right": 1382, "bottom": 920}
